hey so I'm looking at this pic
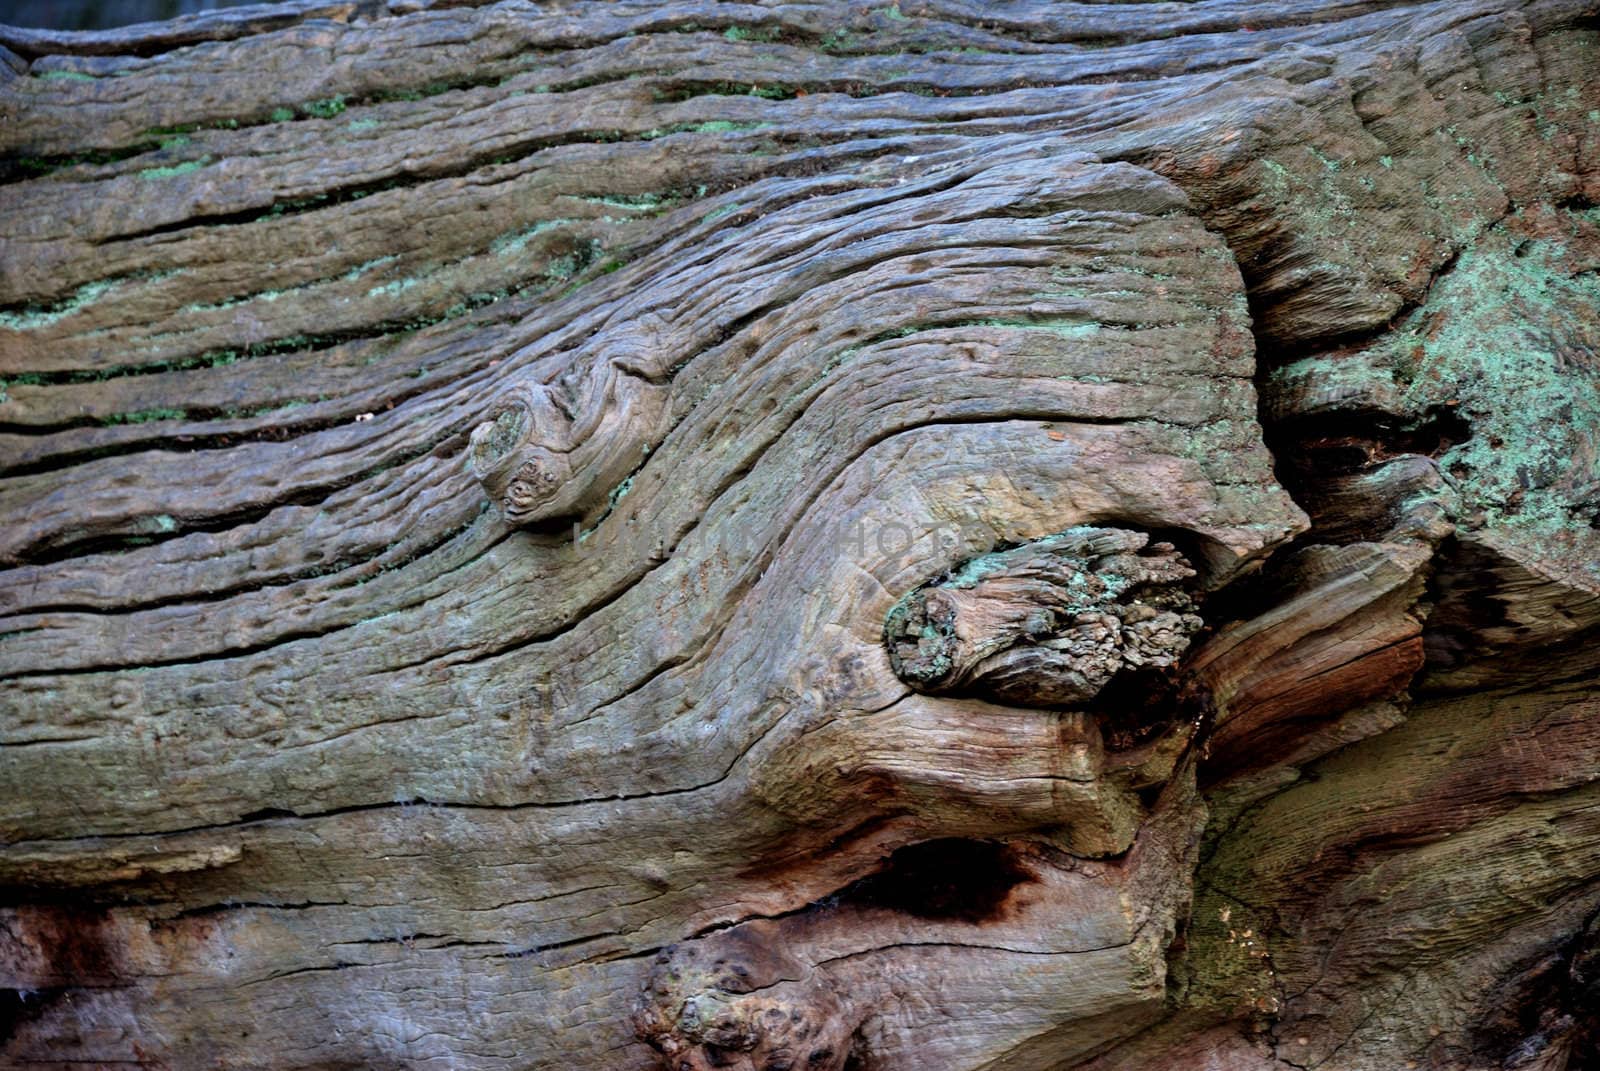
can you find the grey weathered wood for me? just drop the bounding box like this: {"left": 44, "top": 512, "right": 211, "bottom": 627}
{"left": 2, "top": 0, "right": 1598, "bottom": 1068}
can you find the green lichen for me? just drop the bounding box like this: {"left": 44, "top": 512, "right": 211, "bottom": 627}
{"left": 342, "top": 255, "right": 399, "bottom": 281}
{"left": 1273, "top": 210, "right": 1600, "bottom": 578}
{"left": 962, "top": 317, "right": 1101, "bottom": 338}
{"left": 491, "top": 219, "right": 577, "bottom": 257}
{"left": 0, "top": 279, "right": 118, "bottom": 330}
{"left": 1309, "top": 146, "right": 1341, "bottom": 171}
{"left": 368, "top": 276, "right": 422, "bottom": 299}
{"left": 578, "top": 193, "right": 665, "bottom": 210}
{"left": 1386, "top": 225, "right": 1600, "bottom": 546}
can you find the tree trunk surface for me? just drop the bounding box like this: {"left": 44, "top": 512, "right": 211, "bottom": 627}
{"left": 1, "top": 1, "right": 1598, "bottom": 1068}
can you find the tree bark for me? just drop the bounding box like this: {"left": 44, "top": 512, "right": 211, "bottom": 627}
{"left": 1, "top": 1, "right": 1598, "bottom": 1068}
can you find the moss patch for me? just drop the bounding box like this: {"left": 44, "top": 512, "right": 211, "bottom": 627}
{"left": 139, "top": 157, "right": 211, "bottom": 180}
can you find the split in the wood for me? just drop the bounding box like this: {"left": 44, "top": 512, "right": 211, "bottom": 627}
{"left": 883, "top": 527, "right": 1204, "bottom": 708}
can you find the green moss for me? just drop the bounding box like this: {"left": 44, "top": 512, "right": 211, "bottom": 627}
{"left": 685, "top": 120, "right": 770, "bottom": 134}
{"left": 139, "top": 156, "right": 211, "bottom": 180}
{"left": 101, "top": 407, "right": 186, "bottom": 425}
{"left": 820, "top": 28, "right": 855, "bottom": 52}
{"left": 722, "top": 24, "right": 779, "bottom": 42}
{"left": 302, "top": 95, "right": 347, "bottom": 119}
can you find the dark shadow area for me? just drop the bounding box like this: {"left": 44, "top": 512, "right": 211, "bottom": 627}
{"left": 3, "top": 0, "right": 259, "bottom": 31}
{"left": 835, "top": 838, "right": 1035, "bottom": 924}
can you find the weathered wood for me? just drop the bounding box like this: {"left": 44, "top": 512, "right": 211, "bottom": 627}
{"left": 1, "top": 0, "right": 1597, "bottom": 1068}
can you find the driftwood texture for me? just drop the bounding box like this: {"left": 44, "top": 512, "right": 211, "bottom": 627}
{"left": 1, "top": 1, "right": 1598, "bottom": 1068}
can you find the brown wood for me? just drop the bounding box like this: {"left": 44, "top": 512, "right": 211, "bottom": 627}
{"left": 1, "top": 1, "right": 1598, "bottom": 1068}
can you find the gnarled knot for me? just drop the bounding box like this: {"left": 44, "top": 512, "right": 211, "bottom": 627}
{"left": 467, "top": 387, "right": 574, "bottom": 524}
{"left": 634, "top": 927, "right": 858, "bottom": 1071}
{"left": 504, "top": 459, "right": 563, "bottom": 513}
{"left": 884, "top": 526, "right": 1203, "bottom": 707}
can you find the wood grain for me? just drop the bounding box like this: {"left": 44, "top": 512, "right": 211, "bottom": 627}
{"left": 2, "top": 0, "right": 1597, "bottom": 1067}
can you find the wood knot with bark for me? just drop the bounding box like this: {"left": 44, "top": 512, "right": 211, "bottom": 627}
{"left": 884, "top": 527, "right": 1204, "bottom": 707}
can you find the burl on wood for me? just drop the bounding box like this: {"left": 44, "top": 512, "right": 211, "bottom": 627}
{"left": 1, "top": 1, "right": 1599, "bottom": 1069}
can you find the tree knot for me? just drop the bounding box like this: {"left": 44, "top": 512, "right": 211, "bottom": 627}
{"left": 884, "top": 526, "right": 1203, "bottom": 707}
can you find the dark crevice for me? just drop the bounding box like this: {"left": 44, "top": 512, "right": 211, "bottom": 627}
{"left": 3, "top": 320, "right": 396, "bottom": 388}
{"left": 7, "top": 510, "right": 482, "bottom": 622}
{"left": 0, "top": 0, "right": 388, "bottom": 60}
{"left": 0, "top": 987, "right": 66, "bottom": 1047}
{"left": 1469, "top": 893, "right": 1600, "bottom": 1069}
{"left": 0, "top": 336, "right": 502, "bottom": 481}
{"left": 160, "top": 899, "right": 348, "bottom": 921}
{"left": 6, "top": 433, "right": 448, "bottom": 571}
{"left": 0, "top": 65, "right": 664, "bottom": 187}
{"left": 831, "top": 838, "right": 1036, "bottom": 924}
{"left": 99, "top": 121, "right": 779, "bottom": 243}
{"left": 1272, "top": 405, "right": 1472, "bottom": 481}
{"left": 1091, "top": 662, "right": 1193, "bottom": 753}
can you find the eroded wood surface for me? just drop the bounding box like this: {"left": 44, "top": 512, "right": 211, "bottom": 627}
{"left": 1, "top": 0, "right": 1597, "bottom": 1068}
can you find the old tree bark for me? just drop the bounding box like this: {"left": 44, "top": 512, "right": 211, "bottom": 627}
{"left": 2, "top": 0, "right": 1600, "bottom": 1067}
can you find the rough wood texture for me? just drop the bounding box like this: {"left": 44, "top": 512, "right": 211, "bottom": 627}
{"left": 1, "top": 1, "right": 1597, "bottom": 1068}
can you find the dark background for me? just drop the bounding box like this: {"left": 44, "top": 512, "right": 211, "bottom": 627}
{"left": 3, "top": 0, "right": 258, "bottom": 30}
